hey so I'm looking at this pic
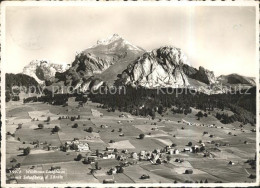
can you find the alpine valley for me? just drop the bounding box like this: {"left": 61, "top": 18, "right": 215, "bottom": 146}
{"left": 5, "top": 34, "right": 256, "bottom": 184}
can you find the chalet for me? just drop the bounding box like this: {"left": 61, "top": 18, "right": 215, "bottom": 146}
{"left": 140, "top": 150, "right": 146, "bottom": 157}
{"left": 103, "top": 153, "right": 116, "bottom": 159}
{"left": 175, "top": 158, "right": 184, "bottom": 163}
{"left": 77, "top": 143, "right": 89, "bottom": 152}
{"left": 131, "top": 152, "right": 138, "bottom": 159}
{"left": 119, "top": 114, "right": 125, "bottom": 118}
{"left": 191, "top": 145, "right": 199, "bottom": 152}
{"left": 165, "top": 146, "right": 171, "bottom": 152}
{"left": 107, "top": 168, "right": 117, "bottom": 175}
{"left": 106, "top": 147, "right": 114, "bottom": 152}
{"left": 228, "top": 161, "right": 235, "bottom": 165}
{"left": 48, "top": 146, "right": 59, "bottom": 151}
{"left": 100, "top": 124, "right": 108, "bottom": 128}
{"left": 174, "top": 149, "right": 180, "bottom": 154}
{"left": 117, "top": 155, "right": 126, "bottom": 161}
{"left": 169, "top": 148, "right": 179, "bottom": 155}
{"left": 73, "top": 139, "right": 80, "bottom": 143}
{"left": 152, "top": 154, "right": 160, "bottom": 164}
{"left": 183, "top": 148, "right": 192, "bottom": 152}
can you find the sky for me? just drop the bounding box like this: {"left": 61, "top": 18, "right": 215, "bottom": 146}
{"left": 5, "top": 4, "right": 257, "bottom": 77}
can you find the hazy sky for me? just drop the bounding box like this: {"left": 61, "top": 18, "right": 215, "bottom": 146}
{"left": 5, "top": 5, "right": 257, "bottom": 77}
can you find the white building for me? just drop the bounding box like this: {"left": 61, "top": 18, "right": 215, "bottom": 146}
{"left": 77, "top": 143, "right": 89, "bottom": 152}
{"left": 183, "top": 148, "right": 192, "bottom": 152}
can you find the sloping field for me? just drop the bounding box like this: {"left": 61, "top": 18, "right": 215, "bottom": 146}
{"left": 124, "top": 165, "right": 172, "bottom": 183}
{"left": 42, "top": 161, "right": 99, "bottom": 183}
{"left": 109, "top": 140, "right": 135, "bottom": 149}
{"left": 15, "top": 128, "right": 61, "bottom": 146}
{"left": 155, "top": 138, "right": 172, "bottom": 146}
{"left": 91, "top": 109, "right": 103, "bottom": 117}
{"left": 28, "top": 110, "right": 59, "bottom": 121}
{"left": 21, "top": 151, "right": 77, "bottom": 166}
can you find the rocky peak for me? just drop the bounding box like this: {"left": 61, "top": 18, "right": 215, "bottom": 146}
{"left": 23, "top": 60, "right": 70, "bottom": 84}
{"left": 151, "top": 46, "right": 190, "bottom": 66}
{"left": 195, "top": 66, "right": 216, "bottom": 85}
{"left": 96, "top": 33, "right": 122, "bottom": 45}
{"left": 88, "top": 34, "right": 144, "bottom": 53}
{"left": 121, "top": 46, "right": 190, "bottom": 88}
{"left": 53, "top": 34, "right": 145, "bottom": 90}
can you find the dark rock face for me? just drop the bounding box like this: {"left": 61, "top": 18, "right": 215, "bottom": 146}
{"left": 182, "top": 64, "right": 197, "bottom": 77}
{"left": 190, "top": 66, "right": 216, "bottom": 85}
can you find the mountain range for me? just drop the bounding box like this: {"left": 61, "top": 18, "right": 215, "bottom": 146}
{"left": 17, "top": 34, "right": 255, "bottom": 95}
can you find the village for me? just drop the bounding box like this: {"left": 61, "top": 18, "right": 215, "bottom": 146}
{"left": 5, "top": 99, "right": 256, "bottom": 184}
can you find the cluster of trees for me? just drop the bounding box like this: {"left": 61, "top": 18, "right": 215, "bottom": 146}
{"left": 139, "top": 134, "right": 145, "bottom": 139}
{"left": 6, "top": 91, "right": 20, "bottom": 102}
{"left": 246, "top": 159, "right": 256, "bottom": 170}
{"left": 70, "top": 115, "right": 80, "bottom": 121}
{"left": 24, "top": 93, "right": 69, "bottom": 106}
{"left": 6, "top": 73, "right": 40, "bottom": 102}
{"left": 87, "top": 86, "right": 256, "bottom": 125}
{"left": 38, "top": 124, "right": 44, "bottom": 129}
{"left": 23, "top": 147, "right": 31, "bottom": 156}
{"left": 84, "top": 127, "right": 93, "bottom": 133}
{"left": 72, "top": 123, "right": 78, "bottom": 128}
{"left": 172, "top": 107, "right": 192, "bottom": 115}
{"left": 75, "top": 154, "right": 83, "bottom": 161}
{"left": 215, "top": 112, "right": 253, "bottom": 125}
{"left": 52, "top": 126, "right": 60, "bottom": 133}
